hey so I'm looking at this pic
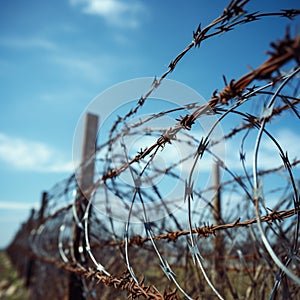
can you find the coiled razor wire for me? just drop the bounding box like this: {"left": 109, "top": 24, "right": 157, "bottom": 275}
{"left": 7, "top": 1, "right": 300, "bottom": 299}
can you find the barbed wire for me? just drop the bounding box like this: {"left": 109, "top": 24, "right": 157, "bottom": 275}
{"left": 7, "top": 1, "right": 300, "bottom": 299}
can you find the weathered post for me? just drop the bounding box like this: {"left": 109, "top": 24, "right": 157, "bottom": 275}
{"left": 67, "top": 113, "right": 99, "bottom": 300}
{"left": 212, "top": 162, "right": 224, "bottom": 288}
{"left": 39, "top": 191, "right": 48, "bottom": 222}
{"left": 25, "top": 191, "right": 48, "bottom": 288}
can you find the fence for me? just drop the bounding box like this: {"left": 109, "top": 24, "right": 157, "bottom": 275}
{"left": 7, "top": 1, "right": 300, "bottom": 299}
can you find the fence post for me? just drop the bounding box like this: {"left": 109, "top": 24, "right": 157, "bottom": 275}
{"left": 25, "top": 191, "right": 48, "bottom": 288}
{"left": 39, "top": 191, "right": 48, "bottom": 221}
{"left": 212, "top": 162, "right": 224, "bottom": 287}
{"left": 67, "top": 113, "right": 99, "bottom": 300}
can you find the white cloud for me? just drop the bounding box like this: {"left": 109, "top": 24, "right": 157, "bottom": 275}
{"left": 222, "top": 128, "right": 300, "bottom": 171}
{"left": 263, "top": 129, "right": 300, "bottom": 161}
{"left": 0, "top": 201, "right": 38, "bottom": 210}
{"left": 0, "top": 133, "right": 74, "bottom": 173}
{"left": 70, "top": 0, "right": 146, "bottom": 28}
{"left": 49, "top": 51, "right": 140, "bottom": 84}
{"left": 0, "top": 36, "right": 58, "bottom": 51}
{"left": 50, "top": 55, "right": 105, "bottom": 82}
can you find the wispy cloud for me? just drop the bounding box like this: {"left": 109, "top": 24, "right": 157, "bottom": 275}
{"left": 223, "top": 128, "right": 300, "bottom": 171}
{"left": 263, "top": 128, "right": 300, "bottom": 161}
{"left": 0, "top": 201, "right": 38, "bottom": 210}
{"left": 49, "top": 52, "right": 139, "bottom": 83}
{"left": 153, "top": 127, "right": 300, "bottom": 177}
{"left": 69, "top": 0, "right": 146, "bottom": 28}
{"left": 50, "top": 55, "right": 105, "bottom": 82}
{"left": 0, "top": 36, "right": 58, "bottom": 51}
{"left": 0, "top": 133, "right": 73, "bottom": 173}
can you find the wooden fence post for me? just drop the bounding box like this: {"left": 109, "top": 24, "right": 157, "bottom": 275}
{"left": 39, "top": 191, "right": 48, "bottom": 222}
{"left": 67, "top": 113, "right": 99, "bottom": 300}
{"left": 212, "top": 162, "right": 224, "bottom": 287}
{"left": 25, "top": 191, "right": 48, "bottom": 288}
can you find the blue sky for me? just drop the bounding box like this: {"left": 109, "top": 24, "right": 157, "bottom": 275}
{"left": 0, "top": 0, "right": 299, "bottom": 248}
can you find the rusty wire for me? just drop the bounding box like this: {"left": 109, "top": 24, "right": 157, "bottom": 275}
{"left": 7, "top": 1, "right": 300, "bottom": 299}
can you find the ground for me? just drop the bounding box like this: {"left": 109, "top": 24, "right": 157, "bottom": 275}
{"left": 0, "top": 251, "right": 30, "bottom": 300}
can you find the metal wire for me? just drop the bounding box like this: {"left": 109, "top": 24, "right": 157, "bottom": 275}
{"left": 7, "top": 1, "right": 300, "bottom": 299}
